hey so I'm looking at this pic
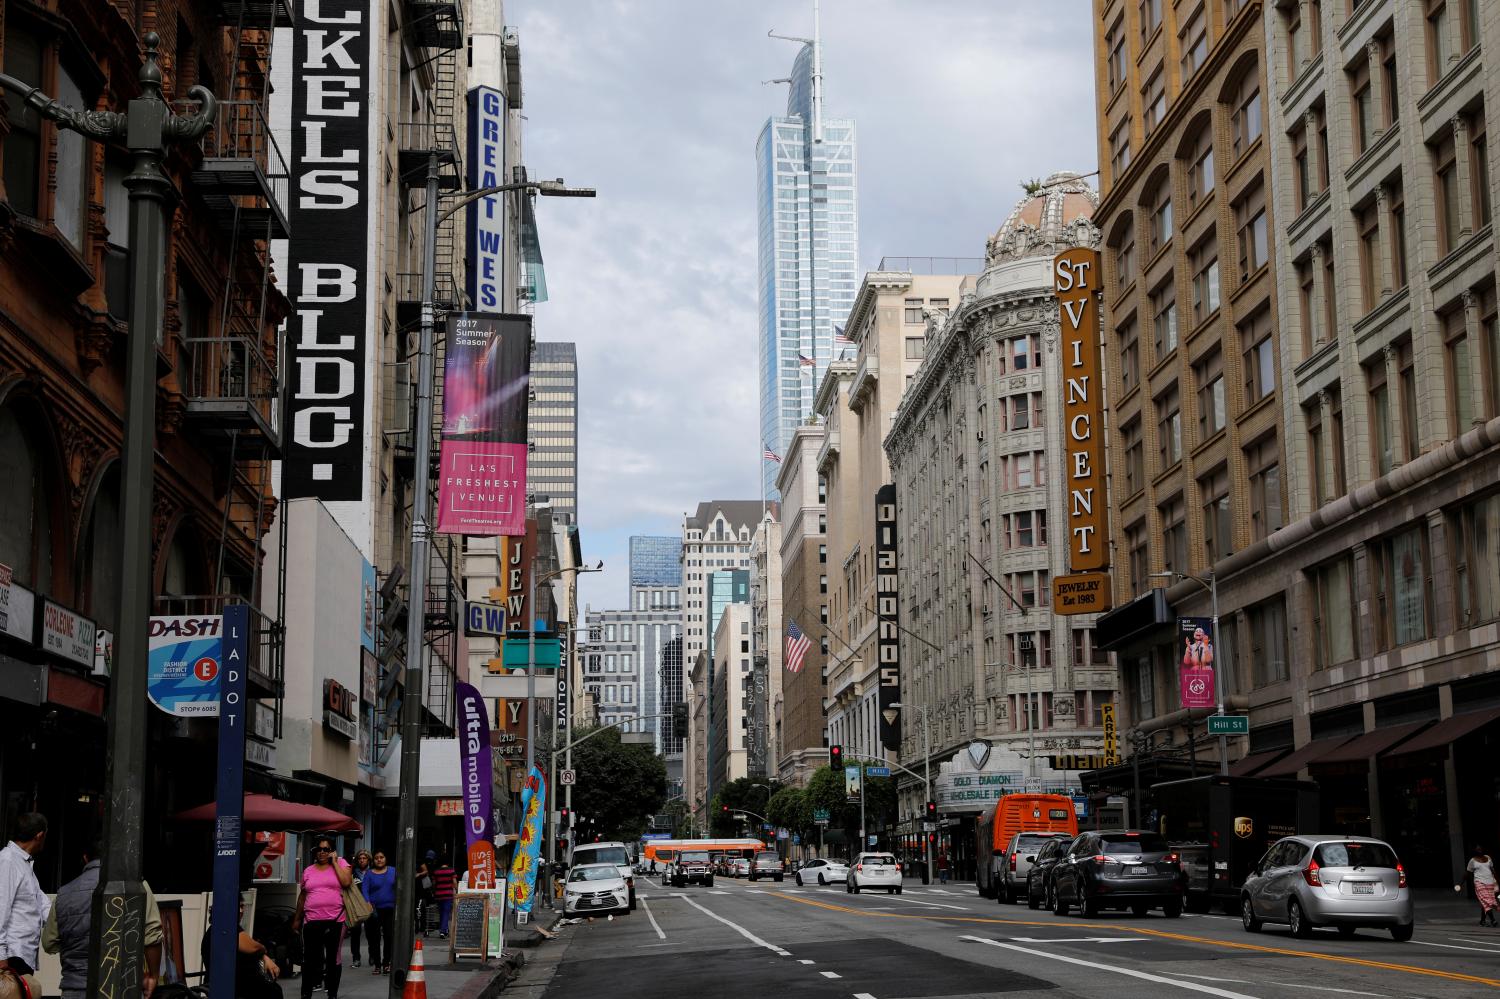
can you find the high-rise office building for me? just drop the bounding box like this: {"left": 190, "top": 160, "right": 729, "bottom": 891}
{"left": 529, "top": 341, "right": 578, "bottom": 523}
{"left": 757, "top": 18, "right": 859, "bottom": 499}
{"left": 629, "top": 535, "right": 683, "bottom": 591}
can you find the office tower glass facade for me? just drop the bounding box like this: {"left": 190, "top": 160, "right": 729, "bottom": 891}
{"left": 529, "top": 341, "right": 578, "bottom": 523}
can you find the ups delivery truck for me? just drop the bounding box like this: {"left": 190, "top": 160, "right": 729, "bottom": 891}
{"left": 1154, "top": 774, "right": 1319, "bottom": 914}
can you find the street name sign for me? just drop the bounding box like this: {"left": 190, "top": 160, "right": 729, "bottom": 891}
{"left": 1207, "top": 714, "right": 1250, "bottom": 735}
{"left": 865, "top": 766, "right": 891, "bottom": 777}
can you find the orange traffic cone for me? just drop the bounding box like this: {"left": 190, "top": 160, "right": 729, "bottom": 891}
{"left": 401, "top": 938, "right": 427, "bottom": 999}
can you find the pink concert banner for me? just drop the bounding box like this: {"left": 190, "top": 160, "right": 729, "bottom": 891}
{"left": 436, "top": 312, "right": 531, "bottom": 536}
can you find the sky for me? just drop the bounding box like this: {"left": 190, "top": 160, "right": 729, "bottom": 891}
{"left": 511, "top": 0, "right": 1099, "bottom": 614}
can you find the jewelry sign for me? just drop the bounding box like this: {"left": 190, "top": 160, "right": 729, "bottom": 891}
{"left": 876, "top": 484, "right": 901, "bottom": 751}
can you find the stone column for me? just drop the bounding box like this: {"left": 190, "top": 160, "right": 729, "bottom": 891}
{"left": 1317, "top": 389, "right": 1335, "bottom": 503}
{"left": 1367, "top": 39, "right": 1387, "bottom": 137}
{"left": 1305, "top": 107, "right": 1324, "bottom": 196}
{"left": 1383, "top": 344, "right": 1408, "bottom": 466}
{"left": 1446, "top": 1, "right": 1465, "bottom": 71}
{"left": 1297, "top": 0, "right": 1315, "bottom": 71}
{"left": 1375, "top": 185, "right": 1395, "bottom": 297}
{"left": 1309, "top": 242, "right": 1329, "bottom": 345}
{"left": 1452, "top": 114, "right": 1475, "bottom": 240}
{"left": 1463, "top": 289, "right": 1487, "bottom": 427}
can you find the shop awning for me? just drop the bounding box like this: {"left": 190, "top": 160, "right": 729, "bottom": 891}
{"left": 173, "top": 794, "right": 362, "bottom": 833}
{"left": 1384, "top": 706, "right": 1500, "bottom": 757}
{"left": 1228, "top": 749, "right": 1288, "bottom": 776}
{"left": 1313, "top": 720, "right": 1430, "bottom": 764}
{"left": 1256, "top": 734, "right": 1355, "bottom": 777}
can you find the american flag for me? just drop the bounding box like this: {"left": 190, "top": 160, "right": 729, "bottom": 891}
{"left": 785, "top": 620, "right": 812, "bottom": 673}
{"left": 763, "top": 445, "right": 781, "bottom": 463}
{"left": 798, "top": 353, "right": 815, "bottom": 366}
{"left": 833, "top": 324, "right": 854, "bottom": 345}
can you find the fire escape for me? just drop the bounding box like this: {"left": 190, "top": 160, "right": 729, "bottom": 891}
{"left": 379, "top": 0, "right": 465, "bottom": 752}
{"left": 166, "top": 0, "right": 294, "bottom": 759}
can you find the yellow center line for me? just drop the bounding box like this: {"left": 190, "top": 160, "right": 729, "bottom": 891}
{"left": 765, "top": 889, "right": 1500, "bottom": 989}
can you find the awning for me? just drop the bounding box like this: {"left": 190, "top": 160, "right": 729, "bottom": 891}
{"left": 1384, "top": 706, "right": 1500, "bottom": 757}
{"left": 1229, "top": 749, "right": 1288, "bottom": 777}
{"left": 1313, "top": 720, "right": 1430, "bottom": 764}
{"left": 173, "top": 793, "right": 362, "bottom": 833}
{"left": 1256, "top": 734, "right": 1355, "bottom": 777}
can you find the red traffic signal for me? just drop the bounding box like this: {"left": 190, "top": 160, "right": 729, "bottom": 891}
{"left": 925, "top": 800, "right": 937, "bottom": 820}
{"left": 722, "top": 804, "right": 729, "bottom": 813}
{"left": 829, "top": 744, "right": 843, "bottom": 771}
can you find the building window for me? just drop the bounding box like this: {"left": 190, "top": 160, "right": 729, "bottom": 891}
{"left": 1246, "top": 433, "right": 1283, "bottom": 540}
{"left": 1307, "top": 400, "right": 1327, "bottom": 507}
{"left": 1473, "top": 113, "right": 1492, "bottom": 229}
{"left": 1123, "top": 418, "right": 1145, "bottom": 497}
{"left": 1143, "top": 66, "right": 1167, "bottom": 136}
{"left": 1149, "top": 178, "right": 1173, "bottom": 254}
{"left": 1368, "top": 356, "right": 1394, "bottom": 475}
{"left": 1120, "top": 317, "right": 1141, "bottom": 394}
{"left": 1190, "top": 240, "right": 1220, "bottom": 324}
{"left": 1187, "top": 125, "right": 1215, "bottom": 208}
{"left": 1200, "top": 465, "right": 1231, "bottom": 563}
{"left": 1389, "top": 179, "right": 1408, "bottom": 289}
{"left": 1128, "top": 522, "right": 1150, "bottom": 596}
{"left": 818, "top": 543, "right": 827, "bottom": 563}
{"left": 1357, "top": 200, "right": 1381, "bottom": 311}
{"left": 1230, "top": 70, "right": 1262, "bottom": 159}
{"left": 1373, "top": 525, "right": 1430, "bottom": 648}
{"left": 1011, "top": 333, "right": 1040, "bottom": 370}
{"left": 1435, "top": 128, "right": 1464, "bottom": 255}
{"left": 1107, "top": 17, "right": 1128, "bottom": 92}
{"left": 1380, "top": 32, "right": 1399, "bottom": 128}
{"left": 1151, "top": 281, "right": 1178, "bottom": 358}
{"left": 1445, "top": 306, "right": 1476, "bottom": 433}
{"left": 1292, "top": 122, "right": 1313, "bottom": 212}
{"left": 1115, "top": 230, "right": 1137, "bottom": 292}
{"left": 1329, "top": 388, "right": 1347, "bottom": 495}
{"left": 1241, "top": 309, "right": 1276, "bottom": 405}
{"left": 1156, "top": 383, "right": 1182, "bottom": 468}
{"left": 1248, "top": 595, "right": 1289, "bottom": 686}
{"left": 1181, "top": 5, "right": 1208, "bottom": 79}
{"left": 1110, "top": 118, "right": 1133, "bottom": 178}
{"left": 904, "top": 298, "right": 924, "bottom": 324}
{"left": 819, "top": 574, "right": 827, "bottom": 594}
{"left": 1297, "top": 256, "right": 1319, "bottom": 353}
{"left": 1311, "top": 557, "right": 1357, "bottom": 668}
{"left": 1351, "top": 53, "right": 1374, "bottom": 154}
{"left": 1160, "top": 494, "right": 1188, "bottom": 576}
{"left": 1426, "top": 0, "right": 1453, "bottom": 83}
{"left": 1134, "top": 656, "right": 1156, "bottom": 720}
{"left": 905, "top": 336, "right": 926, "bottom": 360}
{"left": 1453, "top": 490, "right": 1500, "bottom": 625}
{"left": 1283, "top": 0, "right": 1305, "bottom": 78}
{"left": 1484, "top": 288, "right": 1500, "bottom": 417}
{"left": 1140, "top": 0, "right": 1162, "bottom": 40}
{"left": 1322, "top": 238, "right": 1338, "bottom": 341}
{"left": 1234, "top": 184, "right": 1268, "bottom": 281}
{"left": 1398, "top": 337, "right": 1418, "bottom": 462}
{"left": 1195, "top": 348, "right": 1226, "bottom": 439}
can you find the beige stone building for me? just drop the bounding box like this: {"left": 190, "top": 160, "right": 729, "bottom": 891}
{"left": 711, "top": 603, "right": 757, "bottom": 791}
{"left": 885, "top": 179, "right": 1111, "bottom": 877}
{"left": 776, "top": 424, "right": 830, "bottom": 786}
{"left": 750, "top": 513, "right": 784, "bottom": 772}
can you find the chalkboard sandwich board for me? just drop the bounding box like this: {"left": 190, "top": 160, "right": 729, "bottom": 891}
{"left": 451, "top": 891, "right": 490, "bottom": 961}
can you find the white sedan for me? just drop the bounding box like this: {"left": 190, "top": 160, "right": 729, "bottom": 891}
{"left": 847, "top": 853, "right": 904, "bottom": 894}
{"left": 563, "top": 863, "right": 631, "bottom": 917}
{"left": 795, "top": 858, "right": 849, "bottom": 885}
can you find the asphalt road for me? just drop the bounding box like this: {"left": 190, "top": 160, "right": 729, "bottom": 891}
{"left": 539, "top": 876, "right": 1500, "bottom": 999}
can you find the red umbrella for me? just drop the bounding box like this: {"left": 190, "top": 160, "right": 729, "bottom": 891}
{"left": 173, "top": 793, "right": 363, "bottom": 833}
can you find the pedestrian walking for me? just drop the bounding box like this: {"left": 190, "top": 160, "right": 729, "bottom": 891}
{"left": 431, "top": 853, "right": 457, "bottom": 938}
{"left": 361, "top": 850, "right": 397, "bottom": 975}
{"left": 414, "top": 851, "right": 435, "bottom": 934}
{"left": 1469, "top": 846, "right": 1498, "bottom": 926}
{"left": 937, "top": 851, "right": 951, "bottom": 885}
{"left": 291, "top": 835, "right": 352, "bottom": 999}
{"left": 41, "top": 839, "right": 164, "bottom": 999}
{"left": 0, "top": 813, "right": 49, "bottom": 986}
{"left": 201, "top": 896, "right": 283, "bottom": 999}
{"left": 348, "top": 850, "right": 371, "bottom": 967}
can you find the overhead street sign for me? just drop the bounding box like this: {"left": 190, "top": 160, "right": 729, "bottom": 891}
{"left": 865, "top": 766, "right": 891, "bottom": 777}
{"left": 1207, "top": 714, "right": 1250, "bottom": 735}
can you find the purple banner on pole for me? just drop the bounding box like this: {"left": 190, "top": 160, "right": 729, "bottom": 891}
{"left": 456, "top": 682, "right": 492, "bottom": 846}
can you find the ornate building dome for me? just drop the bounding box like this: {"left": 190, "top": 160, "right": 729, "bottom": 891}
{"left": 985, "top": 171, "right": 1100, "bottom": 265}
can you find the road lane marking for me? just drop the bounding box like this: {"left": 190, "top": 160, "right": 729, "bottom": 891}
{"left": 1164, "top": 973, "right": 1388, "bottom": 998}
{"left": 960, "top": 936, "right": 1259, "bottom": 998}
{"left": 1454, "top": 937, "right": 1500, "bottom": 946}
{"left": 820, "top": 971, "right": 842, "bottom": 979}
{"left": 762, "top": 889, "right": 1500, "bottom": 989}
{"left": 853, "top": 994, "right": 878, "bottom": 999}
{"left": 797, "top": 959, "right": 815, "bottom": 965}
{"left": 708, "top": 890, "right": 731, "bottom": 895}
{"left": 639, "top": 898, "right": 666, "bottom": 941}
{"left": 1409, "top": 939, "right": 1500, "bottom": 954}
{"left": 1008, "top": 936, "right": 1146, "bottom": 943}
{"left": 673, "top": 892, "right": 792, "bottom": 957}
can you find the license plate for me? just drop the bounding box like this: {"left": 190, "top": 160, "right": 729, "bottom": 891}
{"left": 1351, "top": 883, "right": 1375, "bottom": 895}
{"left": 1131, "top": 865, "right": 1149, "bottom": 875}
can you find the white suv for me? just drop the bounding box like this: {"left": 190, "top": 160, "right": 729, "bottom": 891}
{"left": 847, "top": 852, "right": 903, "bottom": 894}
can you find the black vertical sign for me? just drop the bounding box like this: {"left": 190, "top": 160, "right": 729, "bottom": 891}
{"left": 876, "top": 484, "right": 901, "bottom": 751}
{"left": 283, "top": 1, "right": 372, "bottom": 500}
{"left": 209, "top": 604, "right": 249, "bottom": 999}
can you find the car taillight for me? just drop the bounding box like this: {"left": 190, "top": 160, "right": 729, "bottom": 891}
{"left": 1303, "top": 860, "right": 1322, "bottom": 887}
{"left": 856, "top": 864, "right": 863, "bottom": 872}
{"left": 1009, "top": 853, "right": 1018, "bottom": 872}
{"left": 1397, "top": 863, "right": 1407, "bottom": 888}
{"left": 895, "top": 863, "right": 902, "bottom": 872}
{"left": 1164, "top": 853, "right": 1179, "bottom": 866}
{"left": 1093, "top": 855, "right": 1109, "bottom": 867}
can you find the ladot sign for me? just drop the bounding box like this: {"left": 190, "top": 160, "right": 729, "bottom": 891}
{"left": 1053, "top": 248, "right": 1113, "bottom": 617}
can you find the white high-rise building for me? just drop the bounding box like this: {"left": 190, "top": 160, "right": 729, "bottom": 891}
{"left": 757, "top": 11, "right": 859, "bottom": 499}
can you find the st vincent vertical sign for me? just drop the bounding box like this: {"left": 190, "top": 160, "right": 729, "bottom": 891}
{"left": 876, "top": 484, "right": 901, "bottom": 751}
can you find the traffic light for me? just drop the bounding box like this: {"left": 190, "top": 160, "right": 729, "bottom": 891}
{"left": 829, "top": 744, "right": 843, "bottom": 771}
{"left": 925, "top": 800, "right": 937, "bottom": 821}
{"left": 721, "top": 804, "right": 729, "bottom": 814}
{"left": 928, "top": 832, "right": 937, "bottom": 847}
{"left": 559, "top": 807, "right": 570, "bottom": 829}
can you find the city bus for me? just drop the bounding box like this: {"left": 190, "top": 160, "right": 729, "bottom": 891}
{"left": 639, "top": 838, "right": 765, "bottom": 871}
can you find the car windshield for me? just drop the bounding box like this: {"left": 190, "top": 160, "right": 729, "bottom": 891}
{"left": 1016, "top": 834, "right": 1064, "bottom": 850}
{"left": 1102, "top": 834, "right": 1168, "bottom": 854}
{"left": 756, "top": 852, "right": 779, "bottom": 862}
{"left": 1314, "top": 841, "right": 1399, "bottom": 869}
{"left": 569, "top": 865, "right": 619, "bottom": 882}
{"left": 680, "top": 852, "right": 710, "bottom": 862}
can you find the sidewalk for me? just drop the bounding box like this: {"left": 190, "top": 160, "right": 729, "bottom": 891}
{"left": 331, "top": 958, "right": 504, "bottom": 999}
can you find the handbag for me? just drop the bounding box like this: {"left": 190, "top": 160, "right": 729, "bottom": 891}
{"left": 343, "top": 881, "right": 374, "bottom": 926}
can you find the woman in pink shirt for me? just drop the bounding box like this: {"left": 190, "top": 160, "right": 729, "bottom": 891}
{"left": 291, "top": 836, "right": 353, "bottom": 999}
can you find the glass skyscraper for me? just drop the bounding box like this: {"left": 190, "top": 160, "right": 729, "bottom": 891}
{"left": 629, "top": 535, "right": 682, "bottom": 588}
{"left": 756, "top": 38, "right": 858, "bottom": 500}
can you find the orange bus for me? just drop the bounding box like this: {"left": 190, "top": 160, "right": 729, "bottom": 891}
{"left": 975, "top": 794, "right": 1079, "bottom": 901}
{"left": 640, "top": 838, "right": 765, "bottom": 869}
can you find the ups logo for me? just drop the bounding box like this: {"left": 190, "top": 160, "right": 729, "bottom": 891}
{"left": 1234, "top": 816, "right": 1254, "bottom": 839}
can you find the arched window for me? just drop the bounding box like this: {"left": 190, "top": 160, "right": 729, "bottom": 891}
{"left": 0, "top": 403, "right": 54, "bottom": 594}
{"left": 82, "top": 465, "right": 121, "bottom": 630}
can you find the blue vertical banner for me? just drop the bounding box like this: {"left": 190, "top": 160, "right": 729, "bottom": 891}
{"left": 506, "top": 765, "right": 546, "bottom": 922}
{"left": 466, "top": 86, "right": 507, "bottom": 309}
{"left": 209, "top": 604, "right": 250, "bottom": 999}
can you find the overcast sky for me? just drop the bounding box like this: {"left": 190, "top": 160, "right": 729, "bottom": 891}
{"left": 511, "top": 0, "right": 1098, "bottom": 613}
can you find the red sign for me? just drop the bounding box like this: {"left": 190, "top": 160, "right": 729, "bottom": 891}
{"left": 468, "top": 840, "right": 497, "bottom": 890}
{"left": 1180, "top": 668, "right": 1216, "bottom": 709}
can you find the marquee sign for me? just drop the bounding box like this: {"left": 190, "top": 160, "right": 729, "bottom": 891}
{"left": 283, "top": 0, "right": 374, "bottom": 500}
{"left": 875, "top": 484, "right": 901, "bottom": 750}
{"left": 1053, "top": 247, "right": 1113, "bottom": 615}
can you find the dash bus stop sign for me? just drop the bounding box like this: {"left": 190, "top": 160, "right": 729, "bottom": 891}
{"left": 1207, "top": 714, "right": 1249, "bottom": 735}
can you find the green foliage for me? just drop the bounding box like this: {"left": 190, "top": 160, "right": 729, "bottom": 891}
{"left": 766, "top": 786, "right": 812, "bottom": 837}
{"left": 1021, "top": 177, "right": 1045, "bottom": 195}
{"left": 568, "top": 725, "right": 668, "bottom": 842}
{"left": 709, "top": 776, "right": 781, "bottom": 837}
{"left": 804, "top": 766, "right": 898, "bottom": 844}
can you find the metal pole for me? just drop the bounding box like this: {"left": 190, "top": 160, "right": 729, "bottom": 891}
{"left": 1211, "top": 571, "right": 1228, "bottom": 775}
{"left": 389, "top": 149, "right": 440, "bottom": 998}
{"left": 923, "top": 709, "right": 932, "bottom": 886}
{"left": 1028, "top": 657, "right": 1037, "bottom": 779}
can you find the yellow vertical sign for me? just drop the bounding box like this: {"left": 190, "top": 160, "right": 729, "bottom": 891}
{"left": 1102, "top": 702, "right": 1118, "bottom": 764}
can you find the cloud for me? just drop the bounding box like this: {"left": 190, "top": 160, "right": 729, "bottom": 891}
{"left": 511, "top": 0, "right": 1096, "bottom": 611}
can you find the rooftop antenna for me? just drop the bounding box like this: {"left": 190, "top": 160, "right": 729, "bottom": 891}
{"left": 767, "top": 0, "right": 823, "bottom": 143}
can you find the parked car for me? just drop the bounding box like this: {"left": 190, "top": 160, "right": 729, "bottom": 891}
{"left": 1025, "top": 836, "right": 1071, "bottom": 910}
{"left": 563, "top": 863, "right": 631, "bottom": 918}
{"left": 664, "top": 850, "right": 715, "bottom": 888}
{"left": 750, "top": 851, "right": 785, "bottom": 882}
{"left": 570, "top": 841, "right": 637, "bottom": 910}
{"left": 999, "top": 831, "right": 1074, "bottom": 905}
{"left": 847, "top": 852, "right": 903, "bottom": 895}
{"left": 1240, "top": 835, "right": 1413, "bottom": 941}
{"left": 730, "top": 858, "right": 751, "bottom": 878}
{"left": 795, "top": 858, "right": 849, "bottom": 886}
{"left": 1050, "top": 830, "right": 1185, "bottom": 918}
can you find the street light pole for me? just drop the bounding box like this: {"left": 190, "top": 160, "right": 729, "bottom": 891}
{"left": 0, "top": 35, "right": 216, "bottom": 999}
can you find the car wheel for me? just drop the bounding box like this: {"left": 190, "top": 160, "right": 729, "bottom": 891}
{"left": 818, "top": 874, "right": 826, "bottom": 885}
{"left": 1241, "top": 896, "right": 1263, "bottom": 933}
{"left": 1027, "top": 883, "right": 1041, "bottom": 910}
{"left": 1131, "top": 904, "right": 1149, "bottom": 917}
{"left": 1082, "top": 894, "right": 1100, "bottom": 918}
{"left": 796, "top": 874, "right": 803, "bottom": 886}
{"left": 1390, "top": 922, "right": 1413, "bottom": 942}
{"left": 1289, "top": 899, "right": 1312, "bottom": 939}
{"left": 896, "top": 886, "right": 903, "bottom": 895}
{"left": 1163, "top": 900, "right": 1183, "bottom": 919}
{"left": 706, "top": 877, "right": 714, "bottom": 887}
{"left": 1337, "top": 925, "right": 1356, "bottom": 938}
{"left": 1051, "top": 882, "right": 1067, "bottom": 917}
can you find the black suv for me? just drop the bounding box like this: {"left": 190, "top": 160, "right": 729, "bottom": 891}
{"left": 1025, "top": 837, "right": 1070, "bottom": 910}
{"left": 1050, "top": 830, "right": 1185, "bottom": 918}
{"left": 664, "top": 850, "right": 715, "bottom": 888}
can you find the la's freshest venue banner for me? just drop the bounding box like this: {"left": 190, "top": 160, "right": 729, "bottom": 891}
{"left": 437, "top": 312, "right": 531, "bottom": 536}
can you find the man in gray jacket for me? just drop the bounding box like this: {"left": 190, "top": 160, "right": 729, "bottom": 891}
{"left": 42, "top": 840, "right": 163, "bottom": 998}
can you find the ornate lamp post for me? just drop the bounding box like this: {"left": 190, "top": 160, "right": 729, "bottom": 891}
{"left": 1, "top": 32, "right": 216, "bottom": 999}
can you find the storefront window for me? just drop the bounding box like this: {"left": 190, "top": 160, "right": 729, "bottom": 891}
{"left": 1374, "top": 526, "right": 1430, "bottom": 648}
{"left": 1454, "top": 492, "right": 1500, "bottom": 625}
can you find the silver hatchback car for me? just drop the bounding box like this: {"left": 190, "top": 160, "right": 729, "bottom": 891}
{"left": 1240, "top": 835, "right": 1414, "bottom": 941}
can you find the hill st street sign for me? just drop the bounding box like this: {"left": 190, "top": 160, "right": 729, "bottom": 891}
{"left": 1207, "top": 714, "right": 1250, "bottom": 735}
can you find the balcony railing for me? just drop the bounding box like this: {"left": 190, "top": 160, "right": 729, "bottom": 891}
{"left": 179, "top": 335, "right": 280, "bottom": 448}
{"left": 188, "top": 100, "right": 290, "bottom": 239}
{"left": 403, "top": 0, "right": 464, "bottom": 50}
{"left": 396, "top": 121, "right": 461, "bottom": 189}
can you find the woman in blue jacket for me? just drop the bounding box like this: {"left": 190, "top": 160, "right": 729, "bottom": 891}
{"left": 360, "top": 850, "right": 399, "bottom": 975}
